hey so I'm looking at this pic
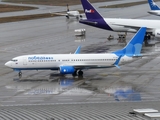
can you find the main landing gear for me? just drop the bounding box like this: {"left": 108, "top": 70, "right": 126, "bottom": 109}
{"left": 18, "top": 71, "right": 22, "bottom": 78}
{"left": 80, "top": 15, "right": 82, "bottom": 18}
{"left": 72, "top": 70, "right": 83, "bottom": 77}
{"left": 144, "top": 33, "right": 151, "bottom": 46}
{"left": 66, "top": 15, "right": 69, "bottom": 19}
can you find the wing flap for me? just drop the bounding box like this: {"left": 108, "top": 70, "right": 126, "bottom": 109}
{"left": 112, "top": 23, "right": 153, "bottom": 30}
{"left": 54, "top": 13, "right": 68, "bottom": 16}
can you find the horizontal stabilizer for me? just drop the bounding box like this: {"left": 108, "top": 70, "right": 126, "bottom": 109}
{"left": 79, "top": 19, "right": 97, "bottom": 25}
{"left": 113, "top": 55, "right": 122, "bottom": 69}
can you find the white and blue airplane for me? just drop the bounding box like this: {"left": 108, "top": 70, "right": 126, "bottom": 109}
{"left": 53, "top": 4, "right": 83, "bottom": 19}
{"left": 5, "top": 27, "right": 146, "bottom": 78}
{"left": 148, "top": 0, "right": 160, "bottom": 16}
{"left": 79, "top": 0, "right": 160, "bottom": 38}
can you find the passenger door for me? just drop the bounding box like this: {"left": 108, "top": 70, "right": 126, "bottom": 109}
{"left": 23, "top": 57, "right": 27, "bottom": 65}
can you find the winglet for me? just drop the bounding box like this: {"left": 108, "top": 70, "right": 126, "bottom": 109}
{"left": 113, "top": 55, "right": 122, "bottom": 69}
{"left": 74, "top": 46, "right": 81, "bottom": 54}
{"left": 148, "top": 0, "right": 160, "bottom": 10}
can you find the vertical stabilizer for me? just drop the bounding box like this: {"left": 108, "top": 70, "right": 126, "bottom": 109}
{"left": 113, "top": 27, "right": 146, "bottom": 57}
{"left": 80, "top": 0, "right": 112, "bottom": 31}
{"left": 148, "top": 0, "right": 160, "bottom": 10}
{"left": 81, "top": 0, "right": 103, "bottom": 20}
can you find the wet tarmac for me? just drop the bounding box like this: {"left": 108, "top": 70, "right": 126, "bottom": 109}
{"left": 0, "top": 0, "right": 160, "bottom": 119}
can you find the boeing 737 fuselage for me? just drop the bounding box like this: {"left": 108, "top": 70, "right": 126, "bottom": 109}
{"left": 5, "top": 54, "right": 131, "bottom": 76}
{"left": 5, "top": 27, "right": 146, "bottom": 78}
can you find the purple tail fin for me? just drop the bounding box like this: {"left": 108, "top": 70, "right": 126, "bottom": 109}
{"left": 80, "top": 0, "right": 112, "bottom": 31}
{"left": 81, "top": 0, "right": 103, "bottom": 20}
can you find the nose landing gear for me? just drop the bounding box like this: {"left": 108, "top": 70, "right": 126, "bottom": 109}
{"left": 66, "top": 15, "right": 69, "bottom": 19}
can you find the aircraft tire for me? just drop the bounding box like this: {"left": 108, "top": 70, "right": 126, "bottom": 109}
{"left": 66, "top": 16, "right": 69, "bottom": 19}
{"left": 72, "top": 71, "right": 77, "bottom": 77}
{"left": 18, "top": 72, "right": 22, "bottom": 78}
{"left": 78, "top": 70, "right": 83, "bottom": 76}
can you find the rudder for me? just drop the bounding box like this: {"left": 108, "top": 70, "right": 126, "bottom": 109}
{"left": 81, "top": 0, "right": 103, "bottom": 20}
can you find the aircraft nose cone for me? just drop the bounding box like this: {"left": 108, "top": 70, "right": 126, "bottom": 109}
{"left": 5, "top": 61, "right": 11, "bottom": 67}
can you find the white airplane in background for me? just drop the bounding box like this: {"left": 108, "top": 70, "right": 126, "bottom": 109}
{"left": 148, "top": 0, "right": 160, "bottom": 16}
{"left": 79, "top": 0, "right": 160, "bottom": 39}
{"left": 5, "top": 27, "right": 146, "bottom": 78}
{"left": 53, "top": 4, "right": 83, "bottom": 19}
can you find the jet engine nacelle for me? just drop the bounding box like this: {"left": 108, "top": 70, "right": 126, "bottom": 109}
{"left": 59, "top": 66, "right": 75, "bottom": 74}
{"left": 155, "top": 29, "right": 160, "bottom": 38}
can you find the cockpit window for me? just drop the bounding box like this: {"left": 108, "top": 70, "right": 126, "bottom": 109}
{"left": 11, "top": 59, "right": 18, "bottom": 62}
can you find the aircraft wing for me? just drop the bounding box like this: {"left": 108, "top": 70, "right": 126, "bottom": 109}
{"left": 112, "top": 23, "right": 153, "bottom": 30}
{"left": 112, "top": 23, "right": 140, "bottom": 29}
{"left": 112, "top": 23, "right": 154, "bottom": 33}
{"left": 53, "top": 13, "right": 68, "bottom": 16}
{"left": 73, "top": 65, "right": 114, "bottom": 70}
{"left": 79, "top": 19, "right": 98, "bottom": 25}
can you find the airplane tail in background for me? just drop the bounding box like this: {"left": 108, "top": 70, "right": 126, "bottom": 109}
{"left": 113, "top": 27, "right": 146, "bottom": 57}
{"left": 148, "top": 0, "right": 160, "bottom": 10}
{"left": 80, "top": 0, "right": 112, "bottom": 30}
{"left": 80, "top": 0, "right": 103, "bottom": 20}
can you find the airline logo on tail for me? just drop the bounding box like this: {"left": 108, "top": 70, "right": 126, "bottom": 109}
{"left": 151, "top": 0, "right": 156, "bottom": 5}
{"left": 148, "top": 0, "right": 160, "bottom": 10}
{"left": 85, "top": 9, "right": 95, "bottom": 13}
{"left": 150, "top": 0, "right": 157, "bottom": 7}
